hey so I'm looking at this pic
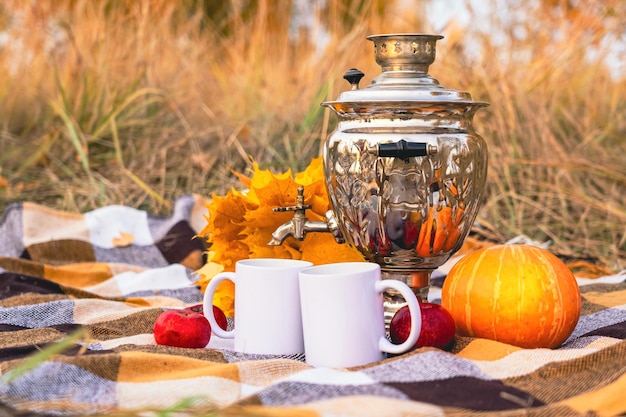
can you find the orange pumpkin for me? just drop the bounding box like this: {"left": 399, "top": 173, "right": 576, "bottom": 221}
{"left": 441, "top": 244, "right": 581, "bottom": 349}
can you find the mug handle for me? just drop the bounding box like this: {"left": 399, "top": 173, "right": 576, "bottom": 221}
{"left": 375, "top": 280, "right": 422, "bottom": 354}
{"left": 203, "top": 272, "right": 236, "bottom": 339}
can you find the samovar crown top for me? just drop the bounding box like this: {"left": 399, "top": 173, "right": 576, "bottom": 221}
{"left": 366, "top": 33, "right": 443, "bottom": 73}
{"left": 322, "top": 33, "right": 488, "bottom": 111}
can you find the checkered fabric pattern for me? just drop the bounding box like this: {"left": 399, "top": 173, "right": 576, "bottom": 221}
{"left": 1, "top": 196, "right": 625, "bottom": 416}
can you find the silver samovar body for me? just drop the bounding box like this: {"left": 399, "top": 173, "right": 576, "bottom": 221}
{"left": 270, "top": 34, "right": 488, "bottom": 321}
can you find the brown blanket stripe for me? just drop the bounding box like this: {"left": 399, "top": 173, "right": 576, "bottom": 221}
{"left": 0, "top": 196, "right": 624, "bottom": 417}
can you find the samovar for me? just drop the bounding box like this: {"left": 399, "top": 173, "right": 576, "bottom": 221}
{"left": 269, "top": 34, "right": 488, "bottom": 321}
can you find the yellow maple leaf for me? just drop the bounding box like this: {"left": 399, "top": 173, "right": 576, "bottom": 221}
{"left": 200, "top": 190, "right": 247, "bottom": 240}
{"left": 249, "top": 165, "right": 298, "bottom": 209}
{"left": 300, "top": 233, "right": 363, "bottom": 265}
{"left": 294, "top": 156, "right": 323, "bottom": 183}
{"left": 112, "top": 231, "right": 134, "bottom": 247}
{"left": 194, "top": 260, "right": 235, "bottom": 317}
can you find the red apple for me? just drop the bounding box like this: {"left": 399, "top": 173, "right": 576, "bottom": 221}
{"left": 390, "top": 302, "right": 456, "bottom": 350}
{"left": 153, "top": 309, "right": 212, "bottom": 348}
{"left": 183, "top": 304, "right": 228, "bottom": 331}
{"left": 370, "top": 233, "right": 392, "bottom": 256}
{"left": 402, "top": 221, "right": 419, "bottom": 248}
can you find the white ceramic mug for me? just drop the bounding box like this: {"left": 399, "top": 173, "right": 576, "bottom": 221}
{"left": 203, "top": 258, "right": 313, "bottom": 355}
{"left": 298, "top": 262, "right": 421, "bottom": 368}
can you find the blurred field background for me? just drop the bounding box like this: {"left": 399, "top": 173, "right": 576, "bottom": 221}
{"left": 0, "top": 0, "right": 624, "bottom": 272}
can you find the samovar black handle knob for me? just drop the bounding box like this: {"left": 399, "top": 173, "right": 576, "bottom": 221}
{"left": 343, "top": 68, "right": 365, "bottom": 90}
{"left": 376, "top": 140, "right": 438, "bottom": 159}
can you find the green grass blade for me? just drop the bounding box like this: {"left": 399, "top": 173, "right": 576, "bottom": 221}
{"left": 0, "top": 328, "right": 88, "bottom": 385}
{"left": 121, "top": 167, "right": 171, "bottom": 209}
{"left": 48, "top": 98, "right": 95, "bottom": 185}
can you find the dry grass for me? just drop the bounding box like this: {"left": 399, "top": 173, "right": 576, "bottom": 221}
{"left": 0, "top": 0, "right": 624, "bottom": 270}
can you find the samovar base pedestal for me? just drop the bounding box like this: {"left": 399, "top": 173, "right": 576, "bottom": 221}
{"left": 382, "top": 269, "right": 432, "bottom": 329}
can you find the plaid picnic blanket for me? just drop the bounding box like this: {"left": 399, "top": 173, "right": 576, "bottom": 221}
{"left": 1, "top": 196, "right": 625, "bottom": 417}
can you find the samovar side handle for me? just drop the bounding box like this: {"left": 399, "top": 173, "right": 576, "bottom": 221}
{"left": 375, "top": 139, "right": 438, "bottom": 160}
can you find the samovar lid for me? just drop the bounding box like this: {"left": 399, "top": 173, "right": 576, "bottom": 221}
{"left": 323, "top": 33, "right": 487, "bottom": 109}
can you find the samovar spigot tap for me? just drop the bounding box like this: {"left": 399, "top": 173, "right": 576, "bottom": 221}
{"left": 268, "top": 186, "right": 344, "bottom": 246}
